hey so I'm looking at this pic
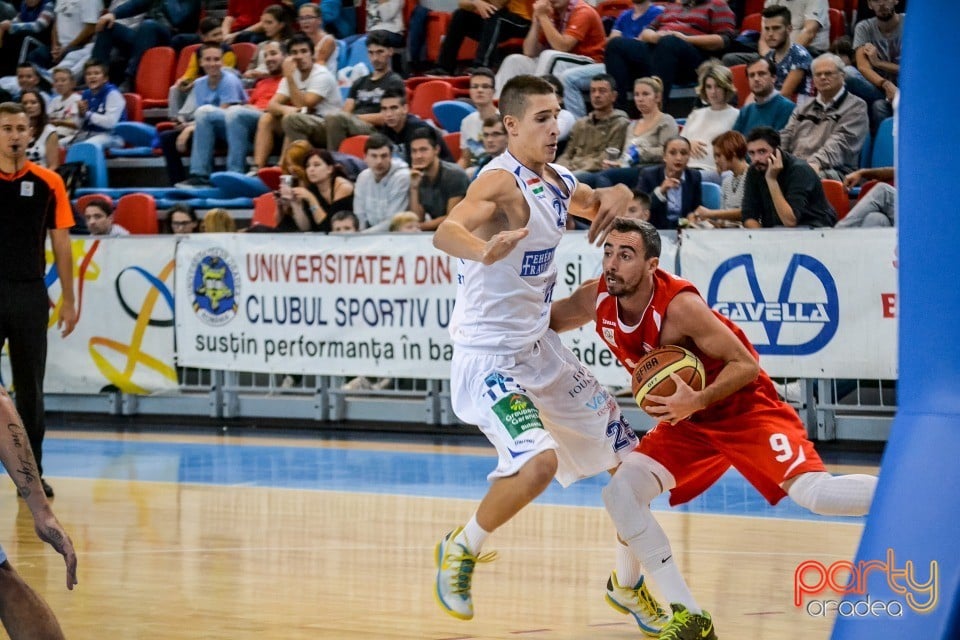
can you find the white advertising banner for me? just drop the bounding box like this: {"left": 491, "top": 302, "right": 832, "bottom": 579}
{"left": 679, "top": 229, "right": 898, "bottom": 379}
{"left": 1, "top": 237, "right": 179, "bottom": 394}
{"left": 174, "top": 232, "right": 679, "bottom": 385}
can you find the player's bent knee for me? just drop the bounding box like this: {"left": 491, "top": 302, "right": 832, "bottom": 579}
{"left": 602, "top": 455, "right": 667, "bottom": 541}
{"left": 786, "top": 471, "right": 877, "bottom": 516}
{"left": 520, "top": 449, "right": 558, "bottom": 490}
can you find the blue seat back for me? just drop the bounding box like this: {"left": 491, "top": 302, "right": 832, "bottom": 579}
{"left": 64, "top": 142, "right": 108, "bottom": 189}
{"left": 701, "top": 181, "right": 722, "bottom": 210}
{"left": 345, "top": 36, "right": 370, "bottom": 71}
{"left": 871, "top": 117, "right": 894, "bottom": 168}
{"left": 432, "top": 100, "right": 476, "bottom": 133}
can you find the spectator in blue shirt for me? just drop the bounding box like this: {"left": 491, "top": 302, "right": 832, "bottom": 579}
{"left": 732, "top": 57, "right": 795, "bottom": 134}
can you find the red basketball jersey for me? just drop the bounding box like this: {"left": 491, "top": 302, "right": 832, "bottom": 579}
{"left": 596, "top": 269, "right": 781, "bottom": 422}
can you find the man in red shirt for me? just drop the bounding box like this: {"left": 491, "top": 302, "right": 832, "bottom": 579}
{"left": 493, "top": 0, "right": 605, "bottom": 97}
{"left": 605, "top": 0, "right": 736, "bottom": 112}
{"left": 178, "top": 38, "right": 285, "bottom": 187}
{"left": 551, "top": 217, "right": 877, "bottom": 639}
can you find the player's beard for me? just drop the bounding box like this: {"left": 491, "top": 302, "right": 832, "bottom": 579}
{"left": 605, "top": 273, "right": 639, "bottom": 298}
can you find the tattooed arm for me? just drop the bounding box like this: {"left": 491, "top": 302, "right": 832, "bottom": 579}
{"left": 0, "top": 387, "right": 78, "bottom": 589}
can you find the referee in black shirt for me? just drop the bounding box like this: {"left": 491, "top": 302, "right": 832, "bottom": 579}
{"left": 0, "top": 102, "right": 77, "bottom": 498}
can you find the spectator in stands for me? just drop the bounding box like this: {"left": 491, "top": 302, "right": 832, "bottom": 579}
{"left": 681, "top": 61, "right": 738, "bottom": 183}
{"left": 408, "top": 126, "right": 469, "bottom": 231}
{"left": 540, "top": 73, "right": 575, "bottom": 142}
{"left": 161, "top": 43, "right": 247, "bottom": 185}
{"left": 354, "top": 133, "right": 411, "bottom": 232}
{"left": 296, "top": 3, "right": 337, "bottom": 74}
{"left": 74, "top": 59, "right": 125, "bottom": 148}
{"left": 584, "top": 76, "right": 677, "bottom": 189}
{"left": 330, "top": 210, "right": 360, "bottom": 233}
{"left": 845, "top": 0, "right": 901, "bottom": 133}
{"left": 558, "top": 0, "right": 664, "bottom": 119}
{"left": 493, "top": 0, "right": 605, "bottom": 96}
{"left": 168, "top": 17, "right": 238, "bottom": 118}
{"left": 637, "top": 136, "right": 702, "bottom": 229}
{"left": 625, "top": 189, "right": 651, "bottom": 221}
{"left": 178, "top": 39, "right": 284, "bottom": 187}
{"left": 276, "top": 149, "right": 354, "bottom": 233}
{"left": 433, "top": 0, "right": 532, "bottom": 76}
{"left": 92, "top": 0, "right": 203, "bottom": 92}
{"left": 0, "top": 0, "right": 55, "bottom": 76}
{"left": 688, "top": 130, "right": 749, "bottom": 227}
{"left": 165, "top": 203, "right": 200, "bottom": 233}
{"left": 47, "top": 67, "right": 81, "bottom": 147}
{"left": 836, "top": 166, "right": 895, "bottom": 227}
{"left": 375, "top": 89, "right": 455, "bottom": 165}
{"left": 763, "top": 0, "right": 830, "bottom": 56}
{"left": 389, "top": 210, "right": 421, "bottom": 232}
{"left": 44, "top": 0, "right": 99, "bottom": 81}
{"left": 468, "top": 114, "right": 509, "bottom": 178}
{"left": 732, "top": 57, "right": 795, "bottom": 134}
{"left": 605, "top": 0, "right": 735, "bottom": 111}
{"left": 201, "top": 207, "right": 237, "bottom": 231}
{"left": 2, "top": 63, "right": 50, "bottom": 102}
{"left": 365, "top": 0, "right": 405, "bottom": 50}
{"left": 780, "top": 53, "right": 869, "bottom": 180}
{"left": 240, "top": 5, "right": 293, "bottom": 81}
{"left": 314, "top": 31, "right": 405, "bottom": 153}
{"left": 83, "top": 197, "right": 130, "bottom": 236}
{"left": 225, "top": 1, "right": 292, "bottom": 44}
{"left": 458, "top": 68, "right": 499, "bottom": 172}
{"left": 20, "top": 89, "right": 58, "bottom": 169}
{"left": 759, "top": 5, "right": 814, "bottom": 105}
{"left": 556, "top": 73, "right": 629, "bottom": 176}
{"left": 251, "top": 33, "right": 340, "bottom": 174}
{"left": 741, "top": 125, "right": 836, "bottom": 228}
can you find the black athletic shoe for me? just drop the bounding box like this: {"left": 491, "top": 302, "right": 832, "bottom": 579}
{"left": 41, "top": 478, "right": 54, "bottom": 498}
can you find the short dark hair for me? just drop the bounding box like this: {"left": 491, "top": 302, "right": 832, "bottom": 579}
{"left": 761, "top": 4, "right": 791, "bottom": 24}
{"left": 330, "top": 211, "right": 359, "bottom": 230}
{"left": 167, "top": 203, "right": 197, "bottom": 221}
{"left": 409, "top": 126, "right": 439, "bottom": 147}
{"left": 663, "top": 135, "right": 691, "bottom": 151}
{"left": 83, "top": 197, "right": 113, "bottom": 217}
{"left": 0, "top": 101, "right": 25, "bottom": 116}
{"left": 746, "top": 126, "right": 781, "bottom": 149}
{"left": 197, "top": 42, "right": 223, "bottom": 59}
{"left": 366, "top": 30, "right": 394, "bottom": 49}
{"left": 611, "top": 218, "right": 661, "bottom": 259}
{"left": 630, "top": 189, "right": 651, "bottom": 209}
{"left": 482, "top": 114, "right": 503, "bottom": 129}
{"left": 380, "top": 87, "right": 406, "bottom": 104}
{"left": 199, "top": 16, "right": 222, "bottom": 34}
{"left": 541, "top": 74, "right": 563, "bottom": 99}
{"left": 469, "top": 67, "right": 495, "bottom": 86}
{"left": 299, "top": 3, "right": 320, "bottom": 17}
{"left": 590, "top": 73, "right": 616, "bottom": 92}
{"left": 83, "top": 59, "right": 108, "bottom": 74}
{"left": 712, "top": 130, "right": 747, "bottom": 160}
{"left": 746, "top": 57, "right": 777, "bottom": 77}
{"left": 364, "top": 132, "right": 393, "bottom": 153}
{"left": 286, "top": 32, "right": 315, "bottom": 55}
{"left": 500, "top": 75, "right": 556, "bottom": 120}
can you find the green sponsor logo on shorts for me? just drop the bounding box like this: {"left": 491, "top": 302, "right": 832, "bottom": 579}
{"left": 492, "top": 393, "right": 544, "bottom": 439}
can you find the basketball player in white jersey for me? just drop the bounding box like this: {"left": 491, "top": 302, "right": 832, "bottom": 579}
{"left": 431, "top": 75, "right": 672, "bottom": 635}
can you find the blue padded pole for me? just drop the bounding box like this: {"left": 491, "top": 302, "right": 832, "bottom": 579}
{"left": 832, "top": 3, "right": 960, "bottom": 638}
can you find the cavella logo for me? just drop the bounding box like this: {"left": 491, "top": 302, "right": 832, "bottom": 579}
{"left": 707, "top": 254, "right": 839, "bottom": 355}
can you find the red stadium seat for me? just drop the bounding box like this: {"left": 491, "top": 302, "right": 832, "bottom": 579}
{"left": 822, "top": 179, "right": 851, "bottom": 220}
{"left": 741, "top": 13, "right": 761, "bottom": 32}
{"left": 339, "top": 135, "right": 369, "bottom": 159}
{"left": 114, "top": 193, "right": 159, "bottom": 234}
{"left": 257, "top": 166, "right": 282, "bottom": 191}
{"left": 231, "top": 42, "right": 258, "bottom": 73}
{"left": 76, "top": 194, "right": 114, "bottom": 214}
{"left": 597, "top": 0, "right": 631, "bottom": 20}
{"left": 409, "top": 80, "right": 454, "bottom": 121}
{"left": 443, "top": 132, "right": 461, "bottom": 162}
{"left": 828, "top": 8, "right": 846, "bottom": 43}
{"left": 729, "top": 64, "right": 749, "bottom": 107}
{"left": 135, "top": 47, "right": 176, "bottom": 109}
{"left": 251, "top": 193, "right": 278, "bottom": 228}
{"left": 123, "top": 92, "right": 144, "bottom": 122}
{"left": 174, "top": 44, "right": 200, "bottom": 81}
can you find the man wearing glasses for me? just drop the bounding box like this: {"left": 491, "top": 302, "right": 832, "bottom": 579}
{"left": 779, "top": 53, "right": 868, "bottom": 180}
{"left": 458, "top": 68, "right": 499, "bottom": 172}
{"left": 467, "top": 114, "right": 508, "bottom": 179}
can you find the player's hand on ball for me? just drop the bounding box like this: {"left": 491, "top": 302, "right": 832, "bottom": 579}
{"left": 481, "top": 228, "right": 529, "bottom": 265}
{"left": 643, "top": 373, "right": 704, "bottom": 424}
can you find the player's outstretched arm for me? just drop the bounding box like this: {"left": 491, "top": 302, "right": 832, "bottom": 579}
{"left": 433, "top": 170, "right": 528, "bottom": 265}
{"left": 569, "top": 182, "right": 633, "bottom": 245}
{"left": 550, "top": 278, "right": 599, "bottom": 333}
{"left": 0, "top": 387, "right": 78, "bottom": 590}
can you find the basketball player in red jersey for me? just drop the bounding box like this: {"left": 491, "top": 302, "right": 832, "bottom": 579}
{"left": 550, "top": 217, "right": 877, "bottom": 639}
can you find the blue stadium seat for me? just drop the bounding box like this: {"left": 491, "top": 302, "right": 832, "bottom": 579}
{"left": 871, "top": 117, "right": 894, "bottom": 168}
{"left": 203, "top": 197, "right": 255, "bottom": 209}
{"left": 210, "top": 172, "right": 271, "bottom": 198}
{"left": 432, "top": 100, "right": 476, "bottom": 133}
{"left": 701, "top": 182, "right": 722, "bottom": 210}
{"left": 65, "top": 142, "right": 109, "bottom": 189}
{"left": 345, "top": 36, "right": 370, "bottom": 70}
{"left": 336, "top": 39, "right": 349, "bottom": 71}
{"left": 859, "top": 129, "right": 873, "bottom": 170}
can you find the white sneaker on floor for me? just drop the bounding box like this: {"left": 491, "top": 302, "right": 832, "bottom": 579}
{"left": 605, "top": 571, "right": 670, "bottom": 636}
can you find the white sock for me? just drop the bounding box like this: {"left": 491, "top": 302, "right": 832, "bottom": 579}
{"left": 638, "top": 541, "right": 701, "bottom": 615}
{"left": 615, "top": 537, "right": 643, "bottom": 588}
{"left": 787, "top": 472, "right": 877, "bottom": 516}
{"left": 459, "top": 515, "right": 490, "bottom": 554}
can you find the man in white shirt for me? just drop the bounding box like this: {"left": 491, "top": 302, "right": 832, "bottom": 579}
{"left": 250, "top": 33, "right": 341, "bottom": 174}
{"left": 354, "top": 133, "right": 411, "bottom": 231}
{"left": 47, "top": 0, "right": 101, "bottom": 80}
{"left": 46, "top": 67, "right": 81, "bottom": 146}
{"left": 763, "top": 0, "right": 830, "bottom": 55}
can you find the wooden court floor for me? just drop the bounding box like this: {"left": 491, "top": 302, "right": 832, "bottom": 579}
{"left": 0, "top": 431, "right": 873, "bottom": 640}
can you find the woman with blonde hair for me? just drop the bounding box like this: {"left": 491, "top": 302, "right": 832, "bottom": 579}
{"left": 389, "top": 211, "right": 421, "bottom": 232}
{"left": 585, "top": 76, "right": 678, "bottom": 189}
{"left": 202, "top": 208, "right": 237, "bottom": 232}
{"left": 680, "top": 61, "right": 739, "bottom": 183}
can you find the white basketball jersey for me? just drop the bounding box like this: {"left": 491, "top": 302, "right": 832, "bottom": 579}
{"left": 449, "top": 151, "right": 577, "bottom": 352}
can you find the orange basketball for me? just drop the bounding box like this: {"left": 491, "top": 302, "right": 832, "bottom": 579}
{"left": 631, "top": 346, "right": 706, "bottom": 411}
